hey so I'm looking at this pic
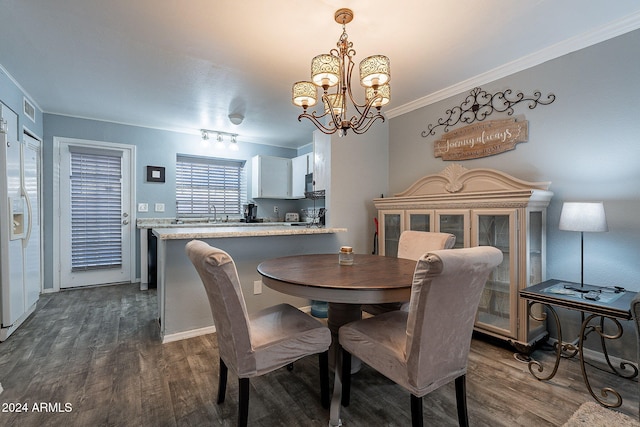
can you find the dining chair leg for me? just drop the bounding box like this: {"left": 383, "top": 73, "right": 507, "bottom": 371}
{"left": 410, "top": 394, "right": 424, "bottom": 427}
{"left": 341, "top": 348, "right": 352, "bottom": 407}
{"left": 319, "top": 350, "right": 330, "bottom": 409}
{"left": 218, "top": 358, "right": 228, "bottom": 404}
{"left": 238, "top": 377, "right": 250, "bottom": 427}
{"left": 455, "top": 375, "right": 469, "bottom": 427}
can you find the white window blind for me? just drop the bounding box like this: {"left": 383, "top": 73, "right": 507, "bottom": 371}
{"left": 70, "top": 150, "right": 123, "bottom": 271}
{"left": 176, "top": 155, "right": 246, "bottom": 217}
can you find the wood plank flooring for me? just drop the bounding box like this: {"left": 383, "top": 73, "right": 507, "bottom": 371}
{"left": 0, "top": 283, "right": 637, "bottom": 426}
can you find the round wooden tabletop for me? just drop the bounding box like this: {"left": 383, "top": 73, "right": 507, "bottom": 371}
{"left": 257, "top": 254, "right": 416, "bottom": 304}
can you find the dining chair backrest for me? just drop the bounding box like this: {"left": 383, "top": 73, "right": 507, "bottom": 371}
{"left": 404, "top": 246, "right": 503, "bottom": 389}
{"left": 185, "top": 239, "right": 254, "bottom": 376}
{"left": 397, "top": 231, "right": 456, "bottom": 260}
{"left": 362, "top": 231, "right": 457, "bottom": 316}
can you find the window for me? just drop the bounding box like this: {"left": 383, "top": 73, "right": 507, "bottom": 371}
{"left": 176, "top": 154, "right": 246, "bottom": 217}
{"left": 70, "top": 149, "right": 123, "bottom": 271}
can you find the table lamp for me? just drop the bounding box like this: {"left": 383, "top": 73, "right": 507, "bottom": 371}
{"left": 558, "top": 202, "right": 608, "bottom": 288}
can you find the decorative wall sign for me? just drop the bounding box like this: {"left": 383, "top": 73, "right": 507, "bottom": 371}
{"left": 434, "top": 117, "right": 528, "bottom": 160}
{"left": 421, "top": 87, "right": 555, "bottom": 138}
{"left": 146, "top": 165, "right": 165, "bottom": 183}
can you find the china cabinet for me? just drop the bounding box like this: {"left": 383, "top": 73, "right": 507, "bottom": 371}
{"left": 374, "top": 164, "right": 552, "bottom": 351}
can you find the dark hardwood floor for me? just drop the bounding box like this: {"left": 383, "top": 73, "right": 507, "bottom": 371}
{"left": 0, "top": 283, "right": 637, "bottom": 426}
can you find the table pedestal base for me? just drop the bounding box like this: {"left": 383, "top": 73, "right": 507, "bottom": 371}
{"left": 327, "top": 302, "right": 363, "bottom": 426}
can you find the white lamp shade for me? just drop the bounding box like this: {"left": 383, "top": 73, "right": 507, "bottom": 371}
{"left": 359, "top": 55, "right": 390, "bottom": 88}
{"left": 323, "top": 93, "right": 344, "bottom": 115}
{"left": 292, "top": 81, "right": 318, "bottom": 108}
{"left": 311, "top": 54, "right": 340, "bottom": 88}
{"left": 366, "top": 84, "right": 391, "bottom": 107}
{"left": 559, "top": 202, "right": 608, "bottom": 232}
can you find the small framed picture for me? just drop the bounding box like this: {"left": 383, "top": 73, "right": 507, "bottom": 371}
{"left": 146, "top": 166, "right": 165, "bottom": 183}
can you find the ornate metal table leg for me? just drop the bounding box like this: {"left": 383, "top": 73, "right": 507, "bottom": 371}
{"left": 578, "top": 314, "right": 636, "bottom": 408}
{"left": 597, "top": 316, "right": 639, "bottom": 380}
{"left": 527, "top": 302, "right": 563, "bottom": 381}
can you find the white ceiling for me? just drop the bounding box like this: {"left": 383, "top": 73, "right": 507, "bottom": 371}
{"left": 1, "top": 1, "right": 639, "bottom": 149}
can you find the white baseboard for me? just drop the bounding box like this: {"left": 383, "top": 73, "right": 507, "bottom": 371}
{"left": 161, "top": 325, "right": 217, "bottom": 344}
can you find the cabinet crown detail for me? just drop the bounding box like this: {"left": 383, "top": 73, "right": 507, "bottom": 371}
{"left": 396, "top": 164, "right": 550, "bottom": 197}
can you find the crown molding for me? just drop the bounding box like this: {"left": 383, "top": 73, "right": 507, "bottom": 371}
{"left": 386, "top": 11, "right": 640, "bottom": 119}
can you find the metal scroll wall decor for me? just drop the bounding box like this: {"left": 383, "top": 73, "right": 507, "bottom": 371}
{"left": 421, "top": 87, "right": 556, "bottom": 138}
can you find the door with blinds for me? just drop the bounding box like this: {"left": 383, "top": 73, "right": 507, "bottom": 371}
{"left": 59, "top": 142, "right": 133, "bottom": 288}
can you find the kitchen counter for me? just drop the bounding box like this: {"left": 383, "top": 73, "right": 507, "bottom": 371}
{"left": 152, "top": 225, "right": 346, "bottom": 240}
{"left": 137, "top": 219, "right": 342, "bottom": 291}
{"left": 144, "top": 220, "right": 347, "bottom": 343}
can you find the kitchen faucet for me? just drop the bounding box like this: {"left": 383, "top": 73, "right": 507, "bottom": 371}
{"left": 209, "top": 204, "right": 217, "bottom": 223}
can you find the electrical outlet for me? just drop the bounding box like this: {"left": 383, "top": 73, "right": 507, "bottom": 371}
{"left": 155, "top": 203, "right": 165, "bottom": 212}
{"left": 253, "top": 280, "right": 263, "bottom": 295}
{"left": 138, "top": 203, "right": 148, "bottom": 212}
{"left": 273, "top": 206, "right": 279, "bottom": 214}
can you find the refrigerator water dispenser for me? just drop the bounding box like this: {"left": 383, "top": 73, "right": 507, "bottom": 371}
{"left": 9, "top": 197, "right": 25, "bottom": 240}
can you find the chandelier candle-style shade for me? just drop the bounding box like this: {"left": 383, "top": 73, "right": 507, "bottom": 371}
{"left": 292, "top": 8, "right": 391, "bottom": 136}
{"left": 559, "top": 202, "right": 608, "bottom": 287}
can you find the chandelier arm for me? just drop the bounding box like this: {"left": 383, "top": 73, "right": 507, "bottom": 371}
{"left": 348, "top": 94, "right": 383, "bottom": 127}
{"left": 351, "top": 113, "right": 385, "bottom": 134}
{"left": 342, "top": 49, "right": 369, "bottom": 117}
{"left": 320, "top": 92, "right": 345, "bottom": 130}
{"left": 297, "top": 111, "right": 337, "bottom": 135}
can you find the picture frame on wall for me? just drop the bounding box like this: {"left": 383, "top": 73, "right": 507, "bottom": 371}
{"left": 146, "top": 165, "right": 165, "bottom": 183}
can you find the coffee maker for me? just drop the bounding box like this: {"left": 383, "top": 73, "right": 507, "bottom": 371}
{"left": 243, "top": 203, "right": 257, "bottom": 222}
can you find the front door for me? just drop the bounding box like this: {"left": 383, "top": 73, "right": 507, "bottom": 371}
{"left": 58, "top": 139, "right": 134, "bottom": 288}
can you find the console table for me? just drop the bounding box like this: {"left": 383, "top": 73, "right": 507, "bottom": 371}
{"left": 519, "top": 279, "right": 638, "bottom": 407}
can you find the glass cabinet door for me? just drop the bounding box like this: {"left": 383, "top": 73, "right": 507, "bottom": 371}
{"left": 406, "top": 210, "right": 434, "bottom": 232}
{"left": 380, "top": 211, "right": 404, "bottom": 257}
{"left": 435, "top": 210, "right": 469, "bottom": 248}
{"left": 472, "top": 209, "right": 517, "bottom": 338}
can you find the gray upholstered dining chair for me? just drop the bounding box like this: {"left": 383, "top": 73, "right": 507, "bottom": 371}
{"left": 340, "top": 246, "right": 503, "bottom": 427}
{"left": 362, "top": 230, "right": 456, "bottom": 315}
{"left": 185, "top": 240, "right": 331, "bottom": 427}
{"left": 631, "top": 293, "right": 640, "bottom": 420}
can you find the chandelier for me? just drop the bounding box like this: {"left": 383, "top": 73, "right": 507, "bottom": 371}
{"left": 292, "top": 8, "right": 390, "bottom": 136}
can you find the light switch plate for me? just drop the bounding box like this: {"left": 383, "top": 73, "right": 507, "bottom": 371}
{"left": 138, "top": 203, "right": 149, "bottom": 212}
{"left": 155, "top": 203, "right": 165, "bottom": 212}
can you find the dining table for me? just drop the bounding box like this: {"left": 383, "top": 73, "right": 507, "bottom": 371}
{"left": 257, "top": 253, "right": 417, "bottom": 427}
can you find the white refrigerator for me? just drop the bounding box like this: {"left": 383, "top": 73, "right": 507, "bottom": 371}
{"left": 0, "top": 102, "right": 41, "bottom": 342}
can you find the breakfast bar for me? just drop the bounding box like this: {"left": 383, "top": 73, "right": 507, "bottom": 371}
{"left": 151, "top": 224, "right": 346, "bottom": 343}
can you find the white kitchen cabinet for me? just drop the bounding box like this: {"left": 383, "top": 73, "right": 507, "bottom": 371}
{"left": 291, "top": 153, "right": 312, "bottom": 198}
{"left": 251, "top": 155, "right": 291, "bottom": 199}
{"left": 374, "top": 164, "right": 552, "bottom": 351}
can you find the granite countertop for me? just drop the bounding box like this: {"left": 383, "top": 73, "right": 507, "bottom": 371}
{"left": 137, "top": 218, "right": 311, "bottom": 228}
{"left": 152, "top": 225, "right": 346, "bottom": 240}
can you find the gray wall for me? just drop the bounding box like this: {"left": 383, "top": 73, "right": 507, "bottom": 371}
{"left": 387, "top": 30, "right": 640, "bottom": 359}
